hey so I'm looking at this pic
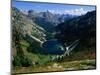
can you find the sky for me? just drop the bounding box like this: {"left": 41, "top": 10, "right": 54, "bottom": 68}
{"left": 12, "top": 1, "right": 96, "bottom": 15}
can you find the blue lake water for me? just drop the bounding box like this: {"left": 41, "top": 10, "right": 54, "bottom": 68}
{"left": 42, "top": 39, "right": 65, "bottom": 55}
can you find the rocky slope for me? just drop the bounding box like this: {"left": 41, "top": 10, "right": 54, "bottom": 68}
{"left": 12, "top": 7, "right": 46, "bottom": 42}
{"left": 12, "top": 7, "right": 47, "bottom": 67}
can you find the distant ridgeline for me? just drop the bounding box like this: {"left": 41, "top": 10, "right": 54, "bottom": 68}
{"left": 27, "top": 10, "right": 76, "bottom": 32}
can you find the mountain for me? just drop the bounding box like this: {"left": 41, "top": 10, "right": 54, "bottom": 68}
{"left": 27, "top": 10, "right": 75, "bottom": 32}
{"left": 55, "top": 10, "right": 96, "bottom": 48}
{"left": 58, "top": 14, "right": 77, "bottom": 22}
{"left": 12, "top": 7, "right": 46, "bottom": 42}
{"left": 12, "top": 7, "right": 47, "bottom": 67}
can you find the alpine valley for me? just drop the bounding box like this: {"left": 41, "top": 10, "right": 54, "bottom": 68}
{"left": 12, "top": 6, "right": 96, "bottom": 74}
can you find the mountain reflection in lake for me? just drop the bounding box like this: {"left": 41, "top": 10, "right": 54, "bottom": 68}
{"left": 42, "top": 39, "right": 65, "bottom": 55}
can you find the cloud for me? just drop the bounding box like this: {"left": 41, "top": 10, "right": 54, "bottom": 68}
{"left": 64, "top": 8, "right": 87, "bottom": 15}
{"left": 46, "top": 8, "right": 88, "bottom": 15}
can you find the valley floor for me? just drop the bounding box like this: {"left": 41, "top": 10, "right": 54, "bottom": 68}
{"left": 12, "top": 59, "right": 96, "bottom": 74}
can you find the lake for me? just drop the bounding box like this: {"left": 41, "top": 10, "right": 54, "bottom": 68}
{"left": 42, "top": 39, "right": 65, "bottom": 55}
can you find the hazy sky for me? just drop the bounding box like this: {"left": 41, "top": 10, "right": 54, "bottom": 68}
{"left": 12, "top": 1, "right": 96, "bottom": 15}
